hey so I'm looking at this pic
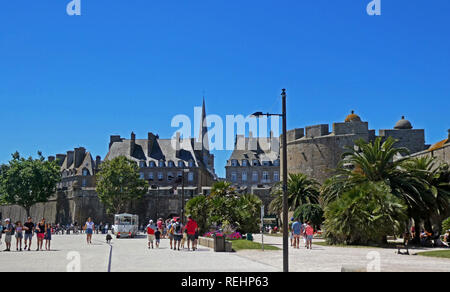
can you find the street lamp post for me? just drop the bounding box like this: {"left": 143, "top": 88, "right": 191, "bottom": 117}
{"left": 252, "top": 88, "right": 288, "bottom": 272}
{"left": 180, "top": 169, "right": 190, "bottom": 224}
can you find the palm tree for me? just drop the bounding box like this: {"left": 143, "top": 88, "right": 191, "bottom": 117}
{"left": 402, "top": 157, "right": 450, "bottom": 232}
{"left": 321, "top": 137, "right": 440, "bottom": 243}
{"left": 269, "top": 173, "right": 320, "bottom": 215}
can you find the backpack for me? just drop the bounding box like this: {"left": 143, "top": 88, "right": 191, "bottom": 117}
{"left": 175, "top": 222, "right": 182, "bottom": 233}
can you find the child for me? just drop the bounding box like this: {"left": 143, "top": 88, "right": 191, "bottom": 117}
{"left": 44, "top": 223, "right": 52, "bottom": 251}
{"left": 155, "top": 228, "right": 161, "bottom": 248}
{"left": 15, "top": 221, "right": 24, "bottom": 251}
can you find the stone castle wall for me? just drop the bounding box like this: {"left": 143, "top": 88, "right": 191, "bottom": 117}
{"left": 0, "top": 189, "right": 187, "bottom": 226}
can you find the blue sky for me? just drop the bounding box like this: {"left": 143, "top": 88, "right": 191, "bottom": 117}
{"left": 0, "top": 0, "right": 449, "bottom": 178}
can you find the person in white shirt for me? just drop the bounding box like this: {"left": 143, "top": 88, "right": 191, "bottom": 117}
{"left": 84, "top": 218, "right": 95, "bottom": 244}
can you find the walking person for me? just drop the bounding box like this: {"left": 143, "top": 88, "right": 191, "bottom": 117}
{"left": 172, "top": 218, "right": 183, "bottom": 251}
{"left": 167, "top": 219, "right": 175, "bottom": 249}
{"left": 24, "top": 217, "right": 35, "bottom": 251}
{"left": 44, "top": 223, "right": 52, "bottom": 250}
{"left": 15, "top": 221, "right": 24, "bottom": 251}
{"left": 146, "top": 220, "right": 156, "bottom": 249}
{"left": 289, "top": 218, "right": 294, "bottom": 247}
{"left": 305, "top": 221, "right": 314, "bottom": 250}
{"left": 84, "top": 218, "right": 95, "bottom": 244}
{"left": 0, "top": 222, "right": 3, "bottom": 247}
{"left": 185, "top": 215, "right": 198, "bottom": 251}
{"left": 291, "top": 219, "right": 301, "bottom": 249}
{"left": 3, "top": 219, "right": 14, "bottom": 252}
{"left": 36, "top": 218, "right": 46, "bottom": 251}
{"left": 155, "top": 228, "right": 161, "bottom": 248}
{"left": 302, "top": 222, "right": 308, "bottom": 248}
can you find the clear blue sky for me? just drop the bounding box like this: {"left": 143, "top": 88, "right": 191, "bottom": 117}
{"left": 1, "top": 0, "right": 449, "bottom": 178}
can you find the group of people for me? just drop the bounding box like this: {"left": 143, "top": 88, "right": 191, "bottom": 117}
{"left": 145, "top": 216, "right": 199, "bottom": 251}
{"left": 290, "top": 218, "right": 315, "bottom": 249}
{"left": 0, "top": 217, "right": 52, "bottom": 252}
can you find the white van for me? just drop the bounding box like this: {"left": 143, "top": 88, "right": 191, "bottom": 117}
{"left": 112, "top": 213, "right": 139, "bottom": 238}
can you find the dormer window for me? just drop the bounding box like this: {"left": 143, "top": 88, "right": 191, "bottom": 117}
{"left": 159, "top": 161, "right": 165, "bottom": 167}
{"left": 262, "top": 161, "right": 271, "bottom": 166}
{"left": 242, "top": 160, "right": 248, "bottom": 167}
{"left": 139, "top": 161, "right": 146, "bottom": 168}
{"left": 188, "top": 160, "right": 194, "bottom": 168}
{"left": 252, "top": 159, "right": 259, "bottom": 166}
{"left": 168, "top": 161, "right": 175, "bottom": 168}
{"left": 178, "top": 161, "right": 185, "bottom": 168}
{"left": 149, "top": 161, "right": 156, "bottom": 168}
{"left": 82, "top": 169, "right": 89, "bottom": 176}
{"left": 274, "top": 159, "right": 280, "bottom": 166}
{"left": 231, "top": 159, "right": 238, "bottom": 167}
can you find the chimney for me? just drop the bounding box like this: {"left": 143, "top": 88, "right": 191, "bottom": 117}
{"left": 248, "top": 131, "right": 257, "bottom": 151}
{"left": 130, "top": 132, "right": 136, "bottom": 156}
{"left": 66, "top": 151, "right": 74, "bottom": 167}
{"left": 148, "top": 132, "right": 157, "bottom": 157}
{"left": 95, "top": 156, "right": 101, "bottom": 170}
{"left": 109, "top": 135, "right": 122, "bottom": 149}
{"left": 175, "top": 132, "right": 181, "bottom": 157}
{"left": 55, "top": 154, "right": 66, "bottom": 166}
{"left": 74, "top": 147, "right": 86, "bottom": 168}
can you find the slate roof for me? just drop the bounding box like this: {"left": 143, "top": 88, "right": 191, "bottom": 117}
{"left": 61, "top": 151, "right": 96, "bottom": 176}
{"left": 105, "top": 137, "right": 204, "bottom": 168}
{"left": 228, "top": 135, "right": 280, "bottom": 166}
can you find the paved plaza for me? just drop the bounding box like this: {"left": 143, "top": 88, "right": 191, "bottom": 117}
{"left": 0, "top": 233, "right": 449, "bottom": 272}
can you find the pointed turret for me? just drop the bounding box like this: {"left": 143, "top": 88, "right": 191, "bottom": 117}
{"left": 198, "top": 97, "right": 209, "bottom": 151}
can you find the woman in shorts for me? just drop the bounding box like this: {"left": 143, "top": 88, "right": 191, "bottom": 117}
{"left": 84, "top": 218, "right": 95, "bottom": 245}
{"left": 36, "top": 218, "right": 46, "bottom": 251}
{"left": 15, "top": 221, "right": 24, "bottom": 251}
{"left": 44, "top": 223, "right": 52, "bottom": 250}
{"left": 305, "top": 221, "right": 314, "bottom": 250}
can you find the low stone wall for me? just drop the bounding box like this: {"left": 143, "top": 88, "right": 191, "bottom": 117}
{"left": 198, "top": 236, "right": 233, "bottom": 252}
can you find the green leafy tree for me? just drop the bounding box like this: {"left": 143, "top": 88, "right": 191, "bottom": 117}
{"left": 269, "top": 173, "right": 320, "bottom": 215}
{"left": 185, "top": 195, "right": 209, "bottom": 233}
{"left": 293, "top": 204, "right": 324, "bottom": 230}
{"left": 323, "top": 182, "right": 407, "bottom": 245}
{"left": 236, "top": 193, "right": 262, "bottom": 234}
{"left": 442, "top": 217, "right": 450, "bottom": 232}
{"left": 96, "top": 156, "right": 149, "bottom": 215}
{"left": 185, "top": 182, "right": 262, "bottom": 234}
{"left": 0, "top": 151, "right": 60, "bottom": 217}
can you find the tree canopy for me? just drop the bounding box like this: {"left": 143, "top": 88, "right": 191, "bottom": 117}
{"left": 0, "top": 151, "right": 61, "bottom": 217}
{"left": 96, "top": 156, "right": 149, "bottom": 215}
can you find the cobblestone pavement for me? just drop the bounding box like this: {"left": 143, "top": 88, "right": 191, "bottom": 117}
{"left": 0, "top": 233, "right": 276, "bottom": 272}
{"left": 0, "top": 233, "right": 448, "bottom": 272}
{"left": 241, "top": 234, "right": 450, "bottom": 272}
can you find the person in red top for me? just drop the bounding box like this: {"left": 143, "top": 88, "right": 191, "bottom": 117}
{"left": 185, "top": 215, "right": 198, "bottom": 251}
{"left": 305, "top": 221, "right": 314, "bottom": 250}
{"left": 146, "top": 220, "right": 156, "bottom": 249}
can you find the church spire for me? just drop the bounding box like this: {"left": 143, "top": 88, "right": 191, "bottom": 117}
{"left": 198, "top": 97, "right": 209, "bottom": 151}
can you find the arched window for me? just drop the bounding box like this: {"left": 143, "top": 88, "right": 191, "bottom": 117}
{"left": 159, "top": 160, "right": 165, "bottom": 167}
{"left": 168, "top": 161, "right": 175, "bottom": 168}
{"left": 149, "top": 161, "right": 156, "bottom": 168}
{"left": 178, "top": 161, "right": 185, "bottom": 168}
{"left": 139, "top": 161, "right": 146, "bottom": 168}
